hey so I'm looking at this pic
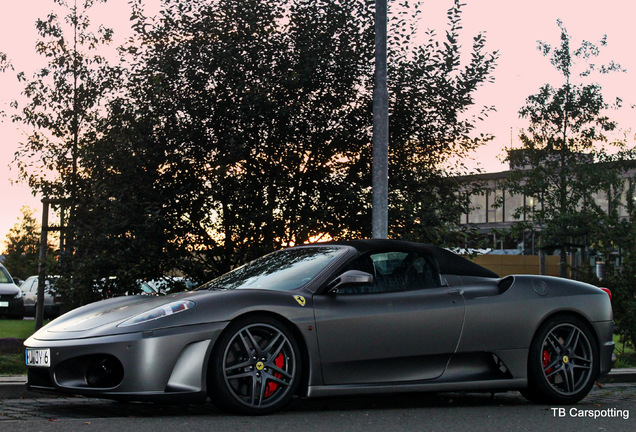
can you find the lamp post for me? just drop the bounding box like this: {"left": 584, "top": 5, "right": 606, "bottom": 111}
{"left": 372, "top": 0, "right": 389, "bottom": 239}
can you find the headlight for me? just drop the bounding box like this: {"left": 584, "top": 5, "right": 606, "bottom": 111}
{"left": 118, "top": 300, "right": 195, "bottom": 327}
{"left": 15, "top": 290, "right": 23, "bottom": 299}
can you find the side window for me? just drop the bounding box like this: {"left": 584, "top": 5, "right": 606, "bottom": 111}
{"left": 25, "top": 280, "right": 36, "bottom": 293}
{"left": 21, "top": 279, "right": 31, "bottom": 293}
{"left": 395, "top": 253, "right": 442, "bottom": 290}
{"left": 340, "top": 251, "right": 440, "bottom": 294}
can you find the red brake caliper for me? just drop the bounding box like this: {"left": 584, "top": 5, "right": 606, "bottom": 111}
{"left": 543, "top": 350, "right": 552, "bottom": 378}
{"left": 263, "top": 353, "right": 284, "bottom": 398}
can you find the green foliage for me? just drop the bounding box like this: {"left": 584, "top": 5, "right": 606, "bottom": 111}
{"left": 0, "top": 354, "right": 26, "bottom": 376}
{"left": 613, "top": 333, "right": 636, "bottom": 368}
{"left": 95, "top": 0, "right": 496, "bottom": 277}
{"left": 73, "top": 0, "right": 377, "bottom": 282}
{"left": 0, "top": 51, "right": 10, "bottom": 73}
{"left": 11, "top": 0, "right": 124, "bottom": 304}
{"left": 502, "top": 20, "right": 632, "bottom": 275}
{"left": 388, "top": 0, "right": 498, "bottom": 244}
{"left": 11, "top": 0, "right": 498, "bottom": 305}
{"left": 585, "top": 187, "right": 636, "bottom": 351}
{"left": 12, "top": 0, "right": 116, "bottom": 200}
{"left": 500, "top": 21, "right": 636, "bottom": 345}
{"left": 0, "top": 51, "right": 12, "bottom": 118}
{"left": 578, "top": 260, "right": 636, "bottom": 353}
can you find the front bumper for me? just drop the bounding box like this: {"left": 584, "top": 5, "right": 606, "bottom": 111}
{"left": 25, "top": 321, "right": 227, "bottom": 403}
{"left": 0, "top": 297, "right": 24, "bottom": 318}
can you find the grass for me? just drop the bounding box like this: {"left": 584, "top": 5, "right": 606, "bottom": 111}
{"left": 0, "top": 319, "right": 41, "bottom": 339}
{"left": 614, "top": 334, "right": 636, "bottom": 368}
{"left": 0, "top": 319, "right": 48, "bottom": 376}
{"left": 0, "top": 354, "right": 26, "bottom": 375}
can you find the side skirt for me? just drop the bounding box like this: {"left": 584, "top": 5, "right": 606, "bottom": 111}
{"left": 305, "top": 378, "right": 527, "bottom": 399}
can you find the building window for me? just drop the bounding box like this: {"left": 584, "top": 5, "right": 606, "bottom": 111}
{"left": 488, "top": 189, "right": 504, "bottom": 223}
{"left": 505, "top": 191, "right": 524, "bottom": 222}
{"left": 468, "top": 193, "right": 487, "bottom": 224}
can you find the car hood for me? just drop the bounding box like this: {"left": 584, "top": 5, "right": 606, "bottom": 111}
{"left": 27, "top": 288, "right": 313, "bottom": 342}
{"left": 0, "top": 283, "right": 20, "bottom": 295}
{"left": 32, "top": 291, "right": 208, "bottom": 336}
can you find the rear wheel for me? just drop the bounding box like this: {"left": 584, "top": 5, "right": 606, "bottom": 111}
{"left": 523, "top": 315, "right": 598, "bottom": 404}
{"left": 209, "top": 316, "right": 301, "bottom": 415}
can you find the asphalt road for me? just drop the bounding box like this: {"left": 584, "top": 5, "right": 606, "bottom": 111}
{"left": 1, "top": 384, "right": 634, "bottom": 432}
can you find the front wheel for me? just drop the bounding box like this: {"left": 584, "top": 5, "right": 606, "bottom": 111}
{"left": 209, "top": 316, "right": 301, "bottom": 415}
{"left": 523, "top": 315, "right": 598, "bottom": 404}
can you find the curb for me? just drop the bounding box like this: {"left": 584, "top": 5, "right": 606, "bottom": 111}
{"left": 2, "top": 368, "right": 635, "bottom": 400}
{"left": 599, "top": 367, "right": 636, "bottom": 384}
{"left": 0, "top": 376, "right": 30, "bottom": 400}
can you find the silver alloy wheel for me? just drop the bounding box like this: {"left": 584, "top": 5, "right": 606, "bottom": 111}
{"left": 222, "top": 323, "right": 297, "bottom": 409}
{"left": 540, "top": 323, "right": 594, "bottom": 396}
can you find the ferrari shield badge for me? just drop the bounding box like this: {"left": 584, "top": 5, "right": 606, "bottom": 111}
{"left": 294, "top": 295, "right": 306, "bottom": 307}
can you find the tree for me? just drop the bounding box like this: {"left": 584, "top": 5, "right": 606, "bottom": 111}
{"left": 110, "top": 0, "right": 496, "bottom": 273}
{"left": 2, "top": 207, "right": 56, "bottom": 280}
{"left": 0, "top": 51, "right": 10, "bottom": 73}
{"left": 387, "top": 0, "right": 498, "bottom": 245}
{"left": 0, "top": 52, "right": 12, "bottom": 118}
{"left": 11, "top": 0, "right": 117, "bottom": 244}
{"left": 580, "top": 178, "right": 636, "bottom": 353}
{"left": 99, "top": 0, "right": 376, "bottom": 279}
{"left": 10, "top": 0, "right": 122, "bottom": 302}
{"left": 503, "top": 20, "right": 630, "bottom": 276}
{"left": 11, "top": 0, "right": 498, "bottom": 304}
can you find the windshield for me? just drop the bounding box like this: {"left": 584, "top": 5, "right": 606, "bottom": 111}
{"left": 199, "top": 246, "right": 347, "bottom": 292}
{"left": 0, "top": 267, "right": 13, "bottom": 284}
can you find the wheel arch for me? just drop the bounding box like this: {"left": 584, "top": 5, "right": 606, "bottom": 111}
{"left": 206, "top": 310, "right": 312, "bottom": 398}
{"left": 532, "top": 310, "right": 601, "bottom": 353}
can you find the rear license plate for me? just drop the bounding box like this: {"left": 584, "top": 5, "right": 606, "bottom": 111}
{"left": 0, "top": 301, "right": 8, "bottom": 307}
{"left": 25, "top": 349, "right": 50, "bottom": 367}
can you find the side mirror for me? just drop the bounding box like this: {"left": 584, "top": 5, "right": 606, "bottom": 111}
{"left": 327, "top": 270, "right": 374, "bottom": 294}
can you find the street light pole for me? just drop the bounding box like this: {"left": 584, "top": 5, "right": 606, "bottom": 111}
{"left": 372, "top": 0, "right": 389, "bottom": 239}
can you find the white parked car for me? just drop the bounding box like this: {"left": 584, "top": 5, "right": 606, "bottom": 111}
{"left": 21, "top": 276, "right": 63, "bottom": 319}
{"left": 0, "top": 264, "right": 24, "bottom": 319}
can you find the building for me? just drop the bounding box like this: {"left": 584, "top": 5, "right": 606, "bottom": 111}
{"left": 456, "top": 161, "right": 636, "bottom": 276}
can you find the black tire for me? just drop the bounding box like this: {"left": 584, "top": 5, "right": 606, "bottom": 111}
{"left": 523, "top": 315, "right": 598, "bottom": 404}
{"left": 209, "top": 316, "right": 301, "bottom": 415}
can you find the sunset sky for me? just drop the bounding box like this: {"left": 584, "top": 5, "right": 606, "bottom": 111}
{"left": 1, "top": 0, "right": 635, "bottom": 242}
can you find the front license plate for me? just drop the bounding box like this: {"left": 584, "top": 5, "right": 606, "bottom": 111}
{"left": 0, "top": 301, "right": 8, "bottom": 307}
{"left": 25, "top": 349, "right": 51, "bottom": 367}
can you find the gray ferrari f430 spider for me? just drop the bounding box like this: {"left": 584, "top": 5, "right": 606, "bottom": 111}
{"left": 25, "top": 240, "right": 614, "bottom": 414}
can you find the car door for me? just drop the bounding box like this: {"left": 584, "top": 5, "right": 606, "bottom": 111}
{"left": 22, "top": 277, "right": 37, "bottom": 310}
{"left": 313, "top": 251, "right": 465, "bottom": 385}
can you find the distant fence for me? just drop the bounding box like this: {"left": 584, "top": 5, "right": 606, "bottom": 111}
{"left": 468, "top": 255, "right": 562, "bottom": 277}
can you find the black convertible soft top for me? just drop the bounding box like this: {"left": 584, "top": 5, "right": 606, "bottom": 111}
{"left": 326, "top": 239, "right": 499, "bottom": 279}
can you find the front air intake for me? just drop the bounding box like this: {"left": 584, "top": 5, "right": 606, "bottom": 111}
{"left": 55, "top": 354, "right": 124, "bottom": 389}
{"left": 86, "top": 356, "right": 125, "bottom": 388}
